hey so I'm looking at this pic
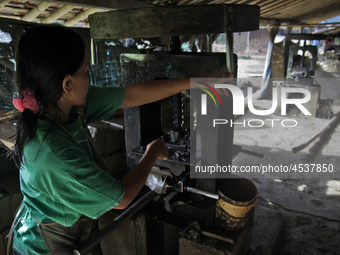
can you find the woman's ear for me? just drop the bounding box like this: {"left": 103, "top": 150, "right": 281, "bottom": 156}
{"left": 62, "top": 74, "right": 72, "bottom": 94}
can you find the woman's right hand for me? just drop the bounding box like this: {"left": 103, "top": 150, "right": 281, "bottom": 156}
{"left": 116, "top": 139, "right": 168, "bottom": 209}
{"left": 146, "top": 139, "right": 169, "bottom": 160}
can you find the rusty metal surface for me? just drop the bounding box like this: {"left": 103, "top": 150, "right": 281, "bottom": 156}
{"left": 179, "top": 219, "right": 253, "bottom": 255}
{"left": 215, "top": 203, "right": 249, "bottom": 231}
{"left": 214, "top": 179, "right": 257, "bottom": 231}
{"left": 89, "top": 4, "right": 260, "bottom": 39}
{"left": 215, "top": 206, "right": 255, "bottom": 232}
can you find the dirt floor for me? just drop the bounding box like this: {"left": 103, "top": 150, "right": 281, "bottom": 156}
{"left": 234, "top": 57, "right": 340, "bottom": 255}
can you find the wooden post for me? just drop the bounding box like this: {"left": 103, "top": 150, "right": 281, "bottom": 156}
{"left": 307, "top": 27, "right": 311, "bottom": 45}
{"left": 91, "top": 38, "right": 98, "bottom": 65}
{"left": 298, "top": 26, "right": 302, "bottom": 45}
{"left": 246, "top": 31, "right": 250, "bottom": 56}
{"left": 63, "top": 8, "right": 98, "bottom": 26}
{"left": 284, "top": 26, "right": 292, "bottom": 77}
{"left": 41, "top": 5, "right": 74, "bottom": 24}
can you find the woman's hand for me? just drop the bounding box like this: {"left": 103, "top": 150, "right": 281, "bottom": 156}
{"left": 146, "top": 139, "right": 169, "bottom": 160}
{"left": 201, "top": 65, "right": 234, "bottom": 79}
{"left": 116, "top": 139, "right": 168, "bottom": 209}
{"left": 195, "top": 65, "right": 236, "bottom": 97}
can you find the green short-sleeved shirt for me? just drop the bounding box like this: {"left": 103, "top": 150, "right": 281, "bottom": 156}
{"left": 13, "top": 85, "right": 126, "bottom": 255}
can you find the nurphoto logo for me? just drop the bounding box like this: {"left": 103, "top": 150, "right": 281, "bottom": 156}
{"left": 197, "top": 82, "right": 312, "bottom": 128}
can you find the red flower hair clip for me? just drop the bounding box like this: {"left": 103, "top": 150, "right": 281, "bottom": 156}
{"left": 13, "top": 88, "right": 40, "bottom": 114}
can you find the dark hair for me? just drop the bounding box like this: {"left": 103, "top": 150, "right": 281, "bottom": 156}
{"left": 11, "top": 26, "right": 85, "bottom": 166}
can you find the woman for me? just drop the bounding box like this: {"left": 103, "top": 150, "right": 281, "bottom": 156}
{"left": 9, "top": 26, "right": 230, "bottom": 255}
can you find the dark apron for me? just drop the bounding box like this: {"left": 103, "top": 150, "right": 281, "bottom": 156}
{"left": 8, "top": 206, "right": 94, "bottom": 255}
{"left": 36, "top": 215, "right": 94, "bottom": 255}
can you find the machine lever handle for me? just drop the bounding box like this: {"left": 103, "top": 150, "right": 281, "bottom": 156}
{"left": 73, "top": 190, "right": 157, "bottom": 255}
{"left": 186, "top": 187, "right": 219, "bottom": 200}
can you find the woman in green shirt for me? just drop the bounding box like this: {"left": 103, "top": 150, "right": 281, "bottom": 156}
{"left": 9, "top": 26, "right": 230, "bottom": 255}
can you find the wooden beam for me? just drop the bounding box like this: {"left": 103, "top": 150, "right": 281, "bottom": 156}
{"left": 286, "top": 33, "right": 328, "bottom": 40}
{"left": 185, "top": 0, "right": 201, "bottom": 4}
{"left": 41, "top": 0, "right": 153, "bottom": 10}
{"left": 63, "top": 8, "right": 97, "bottom": 26}
{"left": 204, "top": 0, "right": 221, "bottom": 4}
{"left": 260, "top": 18, "right": 340, "bottom": 31}
{"left": 314, "top": 25, "right": 340, "bottom": 34}
{"left": 260, "top": 18, "right": 302, "bottom": 27}
{"left": 243, "top": 0, "right": 261, "bottom": 4}
{"left": 40, "top": 5, "right": 74, "bottom": 23}
{"left": 261, "top": 0, "right": 305, "bottom": 17}
{"left": 176, "top": 0, "right": 186, "bottom": 5}
{"left": 0, "top": 14, "right": 22, "bottom": 20}
{"left": 271, "top": 0, "right": 340, "bottom": 23}
{"left": 0, "top": 0, "right": 11, "bottom": 8}
{"left": 0, "top": 6, "right": 29, "bottom": 14}
{"left": 284, "top": 22, "right": 340, "bottom": 27}
{"left": 260, "top": 0, "right": 287, "bottom": 11}
{"left": 296, "top": 3, "right": 340, "bottom": 23}
{"left": 0, "top": 17, "right": 91, "bottom": 41}
{"left": 21, "top": 2, "right": 51, "bottom": 22}
{"left": 258, "top": 0, "right": 277, "bottom": 7}
{"left": 238, "top": 0, "right": 251, "bottom": 4}
{"left": 331, "top": 26, "right": 340, "bottom": 34}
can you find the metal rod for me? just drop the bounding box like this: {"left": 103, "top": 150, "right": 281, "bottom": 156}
{"left": 300, "top": 49, "right": 305, "bottom": 68}
{"left": 186, "top": 187, "right": 219, "bottom": 200}
{"left": 206, "top": 34, "right": 212, "bottom": 53}
{"left": 224, "top": 6, "right": 235, "bottom": 72}
{"left": 201, "top": 231, "right": 234, "bottom": 244}
{"left": 90, "top": 38, "right": 98, "bottom": 65}
{"left": 172, "top": 93, "right": 182, "bottom": 131}
{"left": 73, "top": 190, "right": 157, "bottom": 255}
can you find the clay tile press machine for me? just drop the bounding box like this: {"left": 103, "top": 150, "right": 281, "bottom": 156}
{"left": 74, "top": 4, "right": 261, "bottom": 255}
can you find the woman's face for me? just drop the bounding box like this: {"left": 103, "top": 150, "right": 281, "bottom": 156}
{"left": 70, "top": 54, "right": 90, "bottom": 105}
